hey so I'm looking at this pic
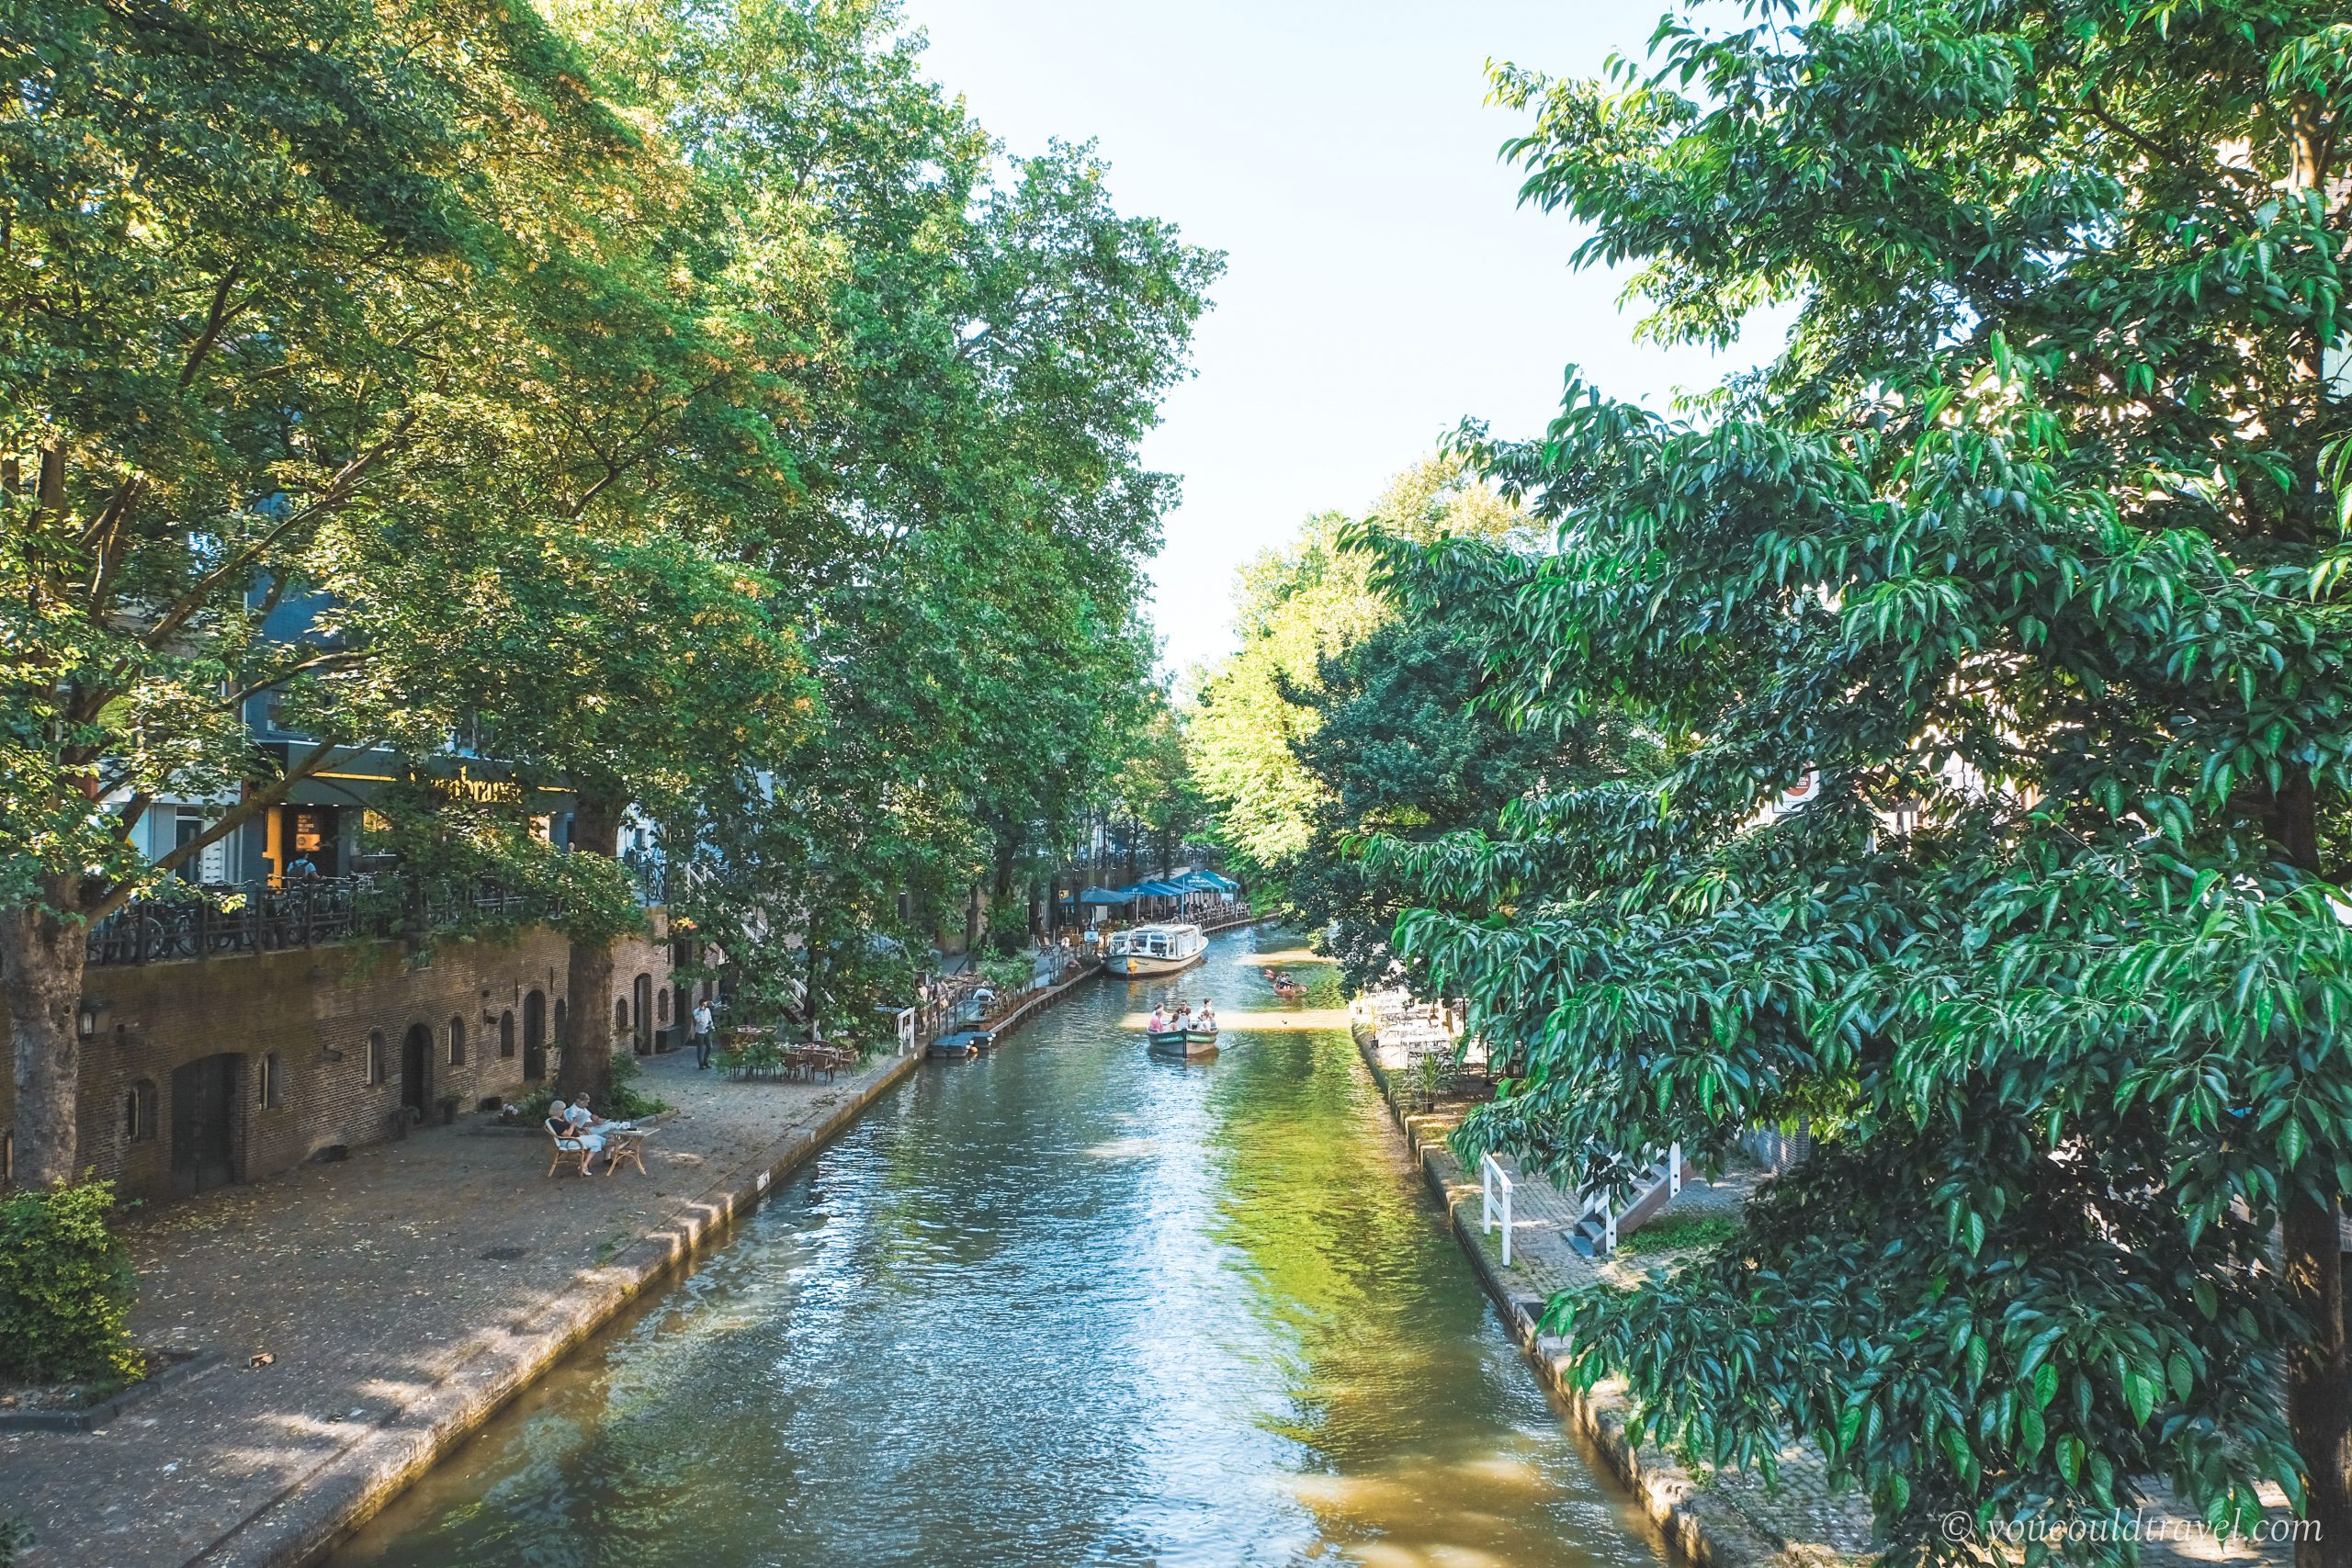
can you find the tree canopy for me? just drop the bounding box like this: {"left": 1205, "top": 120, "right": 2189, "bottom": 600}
{"left": 1356, "top": 0, "right": 2352, "bottom": 1560}
{"left": 1188, "top": 456, "right": 1537, "bottom": 984}
{"left": 1, "top": 0, "right": 1214, "bottom": 1171}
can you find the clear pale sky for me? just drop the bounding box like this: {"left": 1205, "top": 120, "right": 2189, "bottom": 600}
{"left": 912, "top": 0, "right": 1770, "bottom": 676}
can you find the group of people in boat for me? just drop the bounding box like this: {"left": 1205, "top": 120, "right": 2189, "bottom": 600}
{"left": 1263, "top": 966, "right": 1306, "bottom": 1000}
{"left": 1147, "top": 998, "right": 1218, "bottom": 1034}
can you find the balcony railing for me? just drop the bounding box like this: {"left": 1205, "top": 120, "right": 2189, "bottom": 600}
{"left": 85, "top": 875, "right": 549, "bottom": 967}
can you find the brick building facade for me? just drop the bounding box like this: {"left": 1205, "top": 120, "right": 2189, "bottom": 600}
{"left": 3, "top": 925, "right": 693, "bottom": 1205}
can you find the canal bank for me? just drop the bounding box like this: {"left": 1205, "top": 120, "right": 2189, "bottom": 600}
{"left": 322, "top": 927, "right": 1675, "bottom": 1568}
{"left": 1350, "top": 1021, "right": 1844, "bottom": 1568}
{"left": 0, "top": 1043, "right": 929, "bottom": 1568}
{"left": 1351, "top": 1021, "right": 2292, "bottom": 1568}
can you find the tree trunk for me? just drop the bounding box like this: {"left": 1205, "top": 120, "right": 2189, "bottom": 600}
{"left": 2288, "top": 1191, "right": 2352, "bottom": 1568}
{"left": 555, "top": 794, "right": 621, "bottom": 1104}
{"left": 2271, "top": 761, "right": 2352, "bottom": 1565}
{"left": 5, "top": 874, "right": 88, "bottom": 1188}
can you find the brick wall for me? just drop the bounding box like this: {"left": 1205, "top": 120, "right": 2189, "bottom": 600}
{"left": 2, "top": 924, "right": 678, "bottom": 1204}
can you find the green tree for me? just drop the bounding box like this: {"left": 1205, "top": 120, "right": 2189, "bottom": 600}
{"left": 617, "top": 0, "right": 1216, "bottom": 1010}
{"left": 1189, "top": 457, "right": 1522, "bottom": 915}
{"left": 0, "top": 0, "right": 654, "bottom": 1183}
{"left": 1285, "top": 604, "right": 1558, "bottom": 990}
{"left": 1371, "top": 2, "right": 2352, "bottom": 1559}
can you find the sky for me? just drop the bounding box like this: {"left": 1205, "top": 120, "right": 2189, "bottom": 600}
{"left": 911, "top": 0, "right": 1774, "bottom": 677}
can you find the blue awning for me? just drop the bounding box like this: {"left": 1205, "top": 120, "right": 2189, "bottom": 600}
{"left": 1179, "top": 870, "right": 1239, "bottom": 892}
{"left": 1077, "top": 886, "right": 1134, "bottom": 905}
{"left": 1132, "top": 879, "right": 1187, "bottom": 897}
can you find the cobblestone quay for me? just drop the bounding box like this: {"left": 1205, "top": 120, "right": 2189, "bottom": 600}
{"left": 2, "top": 1046, "right": 921, "bottom": 1568}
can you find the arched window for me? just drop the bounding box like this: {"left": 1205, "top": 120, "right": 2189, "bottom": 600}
{"left": 615, "top": 998, "right": 629, "bottom": 1031}
{"left": 657, "top": 989, "right": 670, "bottom": 1024}
{"left": 499, "top": 1010, "right": 515, "bottom": 1059}
{"left": 447, "top": 1016, "right": 467, "bottom": 1066}
{"left": 367, "top": 1030, "right": 386, "bottom": 1086}
{"left": 258, "top": 1053, "right": 283, "bottom": 1109}
{"left": 123, "top": 1079, "right": 157, "bottom": 1142}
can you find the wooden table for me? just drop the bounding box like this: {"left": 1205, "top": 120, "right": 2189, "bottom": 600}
{"left": 603, "top": 1123, "right": 654, "bottom": 1176}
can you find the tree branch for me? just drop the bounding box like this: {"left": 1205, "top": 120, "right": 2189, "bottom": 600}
{"left": 84, "top": 737, "right": 350, "bottom": 921}
{"left": 141, "top": 412, "right": 419, "bottom": 649}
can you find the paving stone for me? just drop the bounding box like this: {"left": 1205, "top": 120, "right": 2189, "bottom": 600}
{"left": 0, "top": 1048, "right": 914, "bottom": 1568}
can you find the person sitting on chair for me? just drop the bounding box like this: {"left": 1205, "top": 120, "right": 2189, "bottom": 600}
{"left": 546, "top": 1103, "right": 601, "bottom": 1174}
{"left": 561, "top": 1093, "right": 611, "bottom": 1156}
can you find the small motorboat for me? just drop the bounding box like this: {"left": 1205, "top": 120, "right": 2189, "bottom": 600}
{"left": 1146, "top": 1027, "right": 1220, "bottom": 1059}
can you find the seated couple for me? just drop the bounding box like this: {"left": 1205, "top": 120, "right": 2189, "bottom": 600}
{"left": 546, "top": 1093, "right": 628, "bottom": 1156}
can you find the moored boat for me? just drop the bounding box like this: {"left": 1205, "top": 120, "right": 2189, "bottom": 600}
{"left": 1102, "top": 921, "right": 1207, "bottom": 977}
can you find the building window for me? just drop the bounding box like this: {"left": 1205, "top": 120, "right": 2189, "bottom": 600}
{"left": 367, "top": 1030, "right": 386, "bottom": 1086}
{"left": 499, "top": 1010, "right": 515, "bottom": 1058}
{"left": 448, "top": 1017, "right": 467, "bottom": 1066}
{"left": 124, "top": 1079, "right": 158, "bottom": 1142}
{"left": 657, "top": 989, "right": 670, "bottom": 1024}
{"left": 615, "top": 998, "right": 629, "bottom": 1031}
{"left": 258, "top": 1054, "right": 282, "bottom": 1109}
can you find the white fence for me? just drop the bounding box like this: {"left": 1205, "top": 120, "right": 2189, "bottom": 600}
{"left": 1481, "top": 1151, "right": 1515, "bottom": 1265}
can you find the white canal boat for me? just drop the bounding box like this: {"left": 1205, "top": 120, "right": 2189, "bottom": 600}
{"left": 1102, "top": 921, "right": 1207, "bottom": 977}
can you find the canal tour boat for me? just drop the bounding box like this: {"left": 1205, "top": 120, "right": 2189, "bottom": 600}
{"left": 1146, "top": 1026, "right": 1220, "bottom": 1059}
{"left": 1102, "top": 921, "right": 1207, "bottom": 977}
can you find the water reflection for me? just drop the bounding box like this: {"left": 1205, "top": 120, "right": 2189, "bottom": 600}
{"left": 332, "top": 931, "right": 1663, "bottom": 1568}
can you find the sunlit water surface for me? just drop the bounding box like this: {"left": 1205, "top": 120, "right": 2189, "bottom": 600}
{"left": 331, "top": 929, "right": 1665, "bottom": 1568}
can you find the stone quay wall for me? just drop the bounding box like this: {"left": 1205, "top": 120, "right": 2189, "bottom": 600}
{"left": 4, "top": 927, "right": 678, "bottom": 1204}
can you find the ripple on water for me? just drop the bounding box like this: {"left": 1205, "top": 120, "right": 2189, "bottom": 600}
{"left": 330, "top": 931, "right": 1667, "bottom": 1568}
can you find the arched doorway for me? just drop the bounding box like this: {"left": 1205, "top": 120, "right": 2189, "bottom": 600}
{"left": 632, "top": 974, "right": 653, "bottom": 1055}
{"left": 400, "top": 1023, "right": 432, "bottom": 1121}
{"left": 523, "top": 990, "right": 548, "bottom": 1081}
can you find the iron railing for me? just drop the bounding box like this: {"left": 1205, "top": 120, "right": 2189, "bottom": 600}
{"left": 85, "top": 876, "right": 548, "bottom": 967}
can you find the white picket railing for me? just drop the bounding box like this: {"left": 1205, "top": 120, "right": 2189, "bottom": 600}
{"left": 1481, "top": 1151, "right": 1515, "bottom": 1265}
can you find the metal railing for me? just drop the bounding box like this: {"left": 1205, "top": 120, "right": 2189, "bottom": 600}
{"left": 85, "top": 875, "right": 550, "bottom": 967}
{"left": 1481, "top": 1151, "right": 1515, "bottom": 1266}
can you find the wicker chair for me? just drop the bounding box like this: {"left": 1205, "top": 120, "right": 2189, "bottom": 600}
{"left": 546, "top": 1122, "right": 596, "bottom": 1177}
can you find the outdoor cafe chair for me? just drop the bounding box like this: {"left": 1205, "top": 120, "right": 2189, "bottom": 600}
{"left": 547, "top": 1123, "right": 596, "bottom": 1178}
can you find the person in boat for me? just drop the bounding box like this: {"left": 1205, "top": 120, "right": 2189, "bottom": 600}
{"left": 1171, "top": 999, "right": 1192, "bottom": 1028}
{"left": 1148, "top": 1003, "right": 1168, "bottom": 1034}
{"left": 1196, "top": 999, "right": 1217, "bottom": 1032}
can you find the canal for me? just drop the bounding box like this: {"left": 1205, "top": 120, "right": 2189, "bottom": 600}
{"left": 331, "top": 928, "right": 1664, "bottom": 1567}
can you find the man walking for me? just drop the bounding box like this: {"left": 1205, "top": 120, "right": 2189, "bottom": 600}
{"left": 692, "top": 998, "right": 716, "bottom": 1069}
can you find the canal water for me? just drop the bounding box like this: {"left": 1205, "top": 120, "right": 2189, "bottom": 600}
{"left": 331, "top": 929, "right": 1663, "bottom": 1568}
